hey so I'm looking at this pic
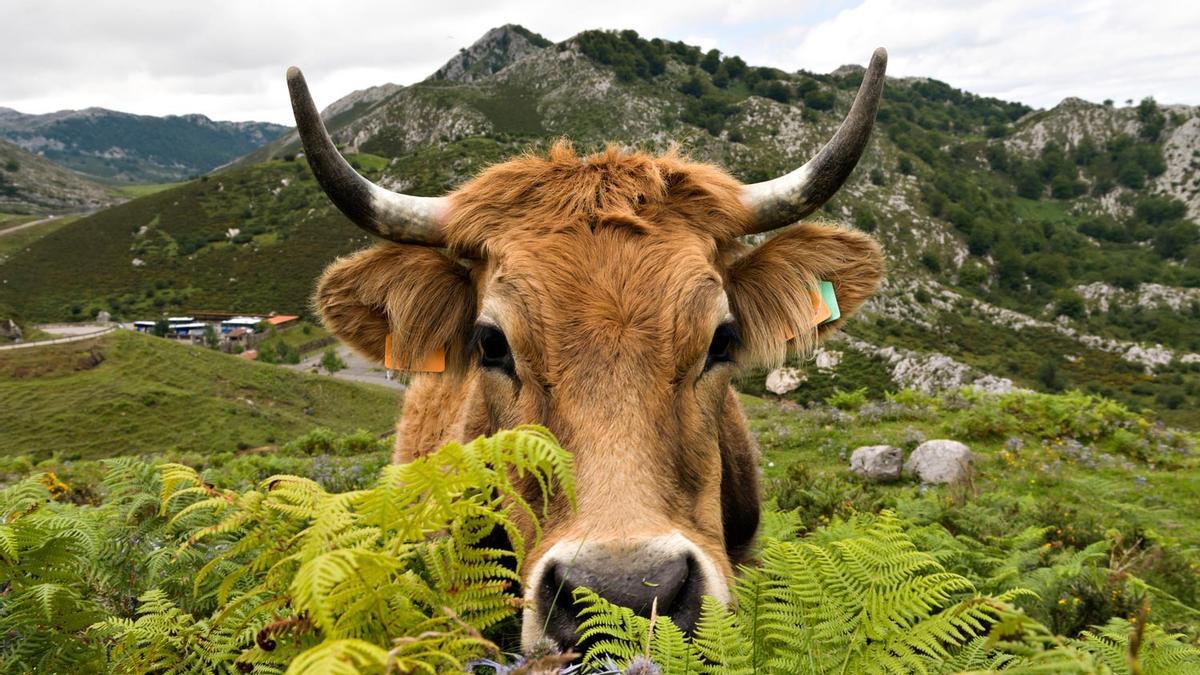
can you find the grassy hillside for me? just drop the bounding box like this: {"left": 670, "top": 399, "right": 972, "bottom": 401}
{"left": 0, "top": 330, "right": 398, "bottom": 460}
{"left": 0, "top": 159, "right": 376, "bottom": 320}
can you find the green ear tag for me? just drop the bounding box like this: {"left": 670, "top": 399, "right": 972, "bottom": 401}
{"left": 818, "top": 281, "right": 840, "bottom": 324}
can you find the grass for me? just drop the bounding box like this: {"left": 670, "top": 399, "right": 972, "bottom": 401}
{"left": 0, "top": 159, "right": 375, "bottom": 322}
{"left": 112, "top": 181, "right": 185, "bottom": 198}
{"left": 0, "top": 213, "right": 39, "bottom": 230}
{"left": 0, "top": 330, "right": 399, "bottom": 460}
{"left": 0, "top": 216, "right": 78, "bottom": 262}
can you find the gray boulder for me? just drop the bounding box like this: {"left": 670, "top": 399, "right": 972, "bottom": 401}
{"left": 904, "top": 440, "right": 974, "bottom": 484}
{"left": 849, "top": 445, "right": 903, "bottom": 482}
{"left": 765, "top": 367, "right": 806, "bottom": 395}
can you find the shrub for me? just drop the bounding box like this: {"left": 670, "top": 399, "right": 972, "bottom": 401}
{"left": 320, "top": 347, "right": 345, "bottom": 373}
{"left": 826, "top": 387, "right": 869, "bottom": 410}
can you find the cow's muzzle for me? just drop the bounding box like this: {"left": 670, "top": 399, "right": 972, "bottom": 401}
{"left": 520, "top": 532, "right": 730, "bottom": 652}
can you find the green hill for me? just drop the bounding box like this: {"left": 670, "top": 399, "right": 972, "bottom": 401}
{"left": 0, "top": 106, "right": 287, "bottom": 183}
{"left": 1, "top": 26, "right": 1197, "bottom": 424}
{"left": 0, "top": 330, "right": 399, "bottom": 460}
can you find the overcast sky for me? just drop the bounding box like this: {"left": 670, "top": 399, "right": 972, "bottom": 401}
{"left": 2, "top": 0, "right": 1197, "bottom": 124}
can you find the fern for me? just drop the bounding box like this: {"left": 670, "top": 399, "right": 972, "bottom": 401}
{"left": 573, "top": 511, "right": 1200, "bottom": 674}
{"left": 4, "top": 427, "right": 1199, "bottom": 674}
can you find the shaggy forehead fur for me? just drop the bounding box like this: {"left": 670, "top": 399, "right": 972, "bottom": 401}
{"left": 444, "top": 140, "right": 752, "bottom": 253}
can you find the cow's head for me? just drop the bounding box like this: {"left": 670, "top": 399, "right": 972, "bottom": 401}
{"left": 288, "top": 49, "right": 886, "bottom": 651}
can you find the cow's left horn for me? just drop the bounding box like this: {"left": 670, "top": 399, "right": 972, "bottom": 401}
{"left": 741, "top": 48, "right": 887, "bottom": 234}
{"left": 287, "top": 67, "right": 448, "bottom": 246}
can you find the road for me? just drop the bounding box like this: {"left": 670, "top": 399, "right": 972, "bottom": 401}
{"left": 0, "top": 323, "right": 115, "bottom": 351}
{"left": 0, "top": 215, "right": 64, "bottom": 237}
{"left": 288, "top": 342, "right": 406, "bottom": 390}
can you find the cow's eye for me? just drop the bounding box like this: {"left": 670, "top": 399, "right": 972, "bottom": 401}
{"left": 476, "top": 324, "right": 514, "bottom": 375}
{"left": 705, "top": 323, "right": 738, "bottom": 371}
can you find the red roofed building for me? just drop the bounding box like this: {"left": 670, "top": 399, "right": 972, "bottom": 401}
{"left": 267, "top": 315, "right": 300, "bottom": 330}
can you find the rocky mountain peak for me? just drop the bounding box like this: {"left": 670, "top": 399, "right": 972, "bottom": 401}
{"left": 429, "top": 24, "right": 552, "bottom": 83}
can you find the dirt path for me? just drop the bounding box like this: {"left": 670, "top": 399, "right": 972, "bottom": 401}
{"left": 0, "top": 324, "right": 115, "bottom": 351}
{"left": 0, "top": 215, "right": 63, "bottom": 237}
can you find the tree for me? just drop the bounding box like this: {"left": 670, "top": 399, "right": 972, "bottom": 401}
{"left": 1137, "top": 97, "right": 1165, "bottom": 140}
{"left": 699, "top": 49, "right": 721, "bottom": 74}
{"left": 1037, "top": 357, "right": 1065, "bottom": 391}
{"left": 722, "top": 55, "right": 748, "bottom": 80}
{"left": 152, "top": 319, "right": 170, "bottom": 338}
{"left": 321, "top": 347, "right": 346, "bottom": 374}
{"left": 1014, "top": 163, "right": 1044, "bottom": 199}
{"left": 803, "top": 88, "right": 836, "bottom": 111}
{"left": 203, "top": 324, "right": 219, "bottom": 349}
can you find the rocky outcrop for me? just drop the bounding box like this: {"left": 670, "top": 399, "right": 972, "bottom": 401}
{"left": 430, "top": 25, "right": 550, "bottom": 83}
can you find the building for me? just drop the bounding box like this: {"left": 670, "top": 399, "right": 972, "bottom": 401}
{"left": 171, "top": 322, "right": 209, "bottom": 339}
{"left": 266, "top": 315, "right": 300, "bottom": 331}
{"left": 132, "top": 321, "right": 158, "bottom": 333}
{"left": 220, "top": 316, "right": 264, "bottom": 334}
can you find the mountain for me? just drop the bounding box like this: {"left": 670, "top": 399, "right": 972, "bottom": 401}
{"left": 0, "top": 107, "right": 288, "bottom": 183}
{"left": 0, "top": 138, "right": 120, "bottom": 213}
{"left": 1, "top": 26, "right": 1197, "bottom": 426}
{"left": 236, "top": 23, "right": 553, "bottom": 166}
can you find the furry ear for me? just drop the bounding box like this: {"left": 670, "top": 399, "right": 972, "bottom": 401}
{"left": 727, "top": 223, "right": 884, "bottom": 366}
{"left": 313, "top": 243, "right": 476, "bottom": 372}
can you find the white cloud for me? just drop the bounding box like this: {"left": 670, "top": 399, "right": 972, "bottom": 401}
{"left": 0, "top": 0, "right": 1197, "bottom": 123}
{"left": 764, "top": 0, "right": 1200, "bottom": 109}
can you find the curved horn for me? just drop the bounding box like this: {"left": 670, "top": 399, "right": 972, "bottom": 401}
{"left": 286, "top": 67, "right": 447, "bottom": 245}
{"left": 741, "top": 48, "right": 887, "bottom": 234}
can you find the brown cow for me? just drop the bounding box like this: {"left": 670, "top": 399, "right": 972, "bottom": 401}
{"left": 287, "top": 48, "right": 887, "bottom": 651}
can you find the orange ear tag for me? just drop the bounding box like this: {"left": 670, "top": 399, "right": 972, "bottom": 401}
{"left": 783, "top": 287, "right": 832, "bottom": 341}
{"left": 384, "top": 334, "right": 446, "bottom": 373}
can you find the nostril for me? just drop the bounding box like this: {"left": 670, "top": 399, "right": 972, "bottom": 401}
{"left": 533, "top": 549, "right": 708, "bottom": 650}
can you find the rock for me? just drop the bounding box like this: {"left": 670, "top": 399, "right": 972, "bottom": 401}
{"left": 0, "top": 318, "right": 21, "bottom": 341}
{"left": 849, "top": 445, "right": 903, "bottom": 482}
{"left": 814, "top": 348, "right": 842, "bottom": 371}
{"left": 765, "top": 367, "right": 806, "bottom": 395}
{"left": 904, "top": 440, "right": 974, "bottom": 484}
{"left": 96, "top": 310, "right": 111, "bottom": 324}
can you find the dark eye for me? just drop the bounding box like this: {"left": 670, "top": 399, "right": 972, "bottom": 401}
{"left": 475, "top": 324, "right": 514, "bottom": 375}
{"left": 705, "top": 323, "right": 738, "bottom": 371}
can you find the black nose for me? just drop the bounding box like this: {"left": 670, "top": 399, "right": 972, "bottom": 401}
{"left": 538, "top": 550, "right": 702, "bottom": 650}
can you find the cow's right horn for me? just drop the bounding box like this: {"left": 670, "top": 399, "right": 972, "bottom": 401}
{"left": 740, "top": 48, "right": 887, "bottom": 235}
{"left": 287, "top": 67, "right": 448, "bottom": 246}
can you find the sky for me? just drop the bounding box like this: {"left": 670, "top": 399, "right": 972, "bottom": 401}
{"left": 1, "top": 0, "right": 1197, "bottom": 125}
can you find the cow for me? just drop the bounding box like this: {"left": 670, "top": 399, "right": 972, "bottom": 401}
{"left": 285, "top": 47, "right": 887, "bottom": 652}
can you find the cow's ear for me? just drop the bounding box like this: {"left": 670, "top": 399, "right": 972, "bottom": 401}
{"left": 728, "top": 223, "right": 883, "bottom": 366}
{"left": 314, "top": 243, "right": 476, "bottom": 371}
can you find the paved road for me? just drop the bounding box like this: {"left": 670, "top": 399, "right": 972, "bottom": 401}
{"left": 288, "top": 342, "right": 406, "bottom": 391}
{"left": 0, "top": 324, "right": 115, "bottom": 351}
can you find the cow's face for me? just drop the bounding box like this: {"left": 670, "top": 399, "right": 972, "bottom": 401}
{"left": 288, "top": 47, "right": 888, "bottom": 652}
{"left": 314, "top": 144, "right": 884, "bottom": 650}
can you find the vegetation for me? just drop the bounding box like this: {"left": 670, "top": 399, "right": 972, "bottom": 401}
{"left": 0, "top": 331, "right": 398, "bottom": 459}
{"left": 0, "top": 109, "right": 287, "bottom": 183}
{"left": 321, "top": 347, "right": 346, "bottom": 373}
{"left": 1, "top": 392, "right": 1197, "bottom": 673}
